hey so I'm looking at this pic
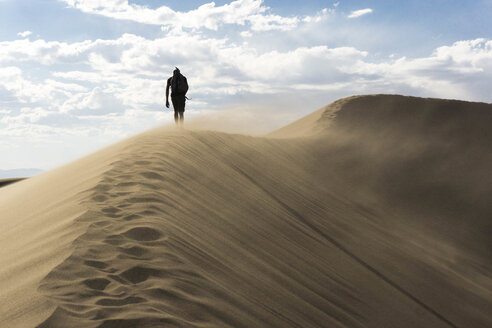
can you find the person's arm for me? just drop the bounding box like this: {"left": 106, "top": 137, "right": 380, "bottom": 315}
{"left": 165, "top": 79, "right": 170, "bottom": 108}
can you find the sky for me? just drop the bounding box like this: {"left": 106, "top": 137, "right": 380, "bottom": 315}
{"left": 1, "top": 0, "right": 492, "bottom": 174}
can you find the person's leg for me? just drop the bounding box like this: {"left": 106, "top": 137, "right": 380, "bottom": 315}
{"left": 172, "top": 95, "right": 185, "bottom": 126}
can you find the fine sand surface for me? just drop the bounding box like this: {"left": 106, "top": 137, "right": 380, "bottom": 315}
{"left": 0, "top": 94, "right": 491, "bottom": 328}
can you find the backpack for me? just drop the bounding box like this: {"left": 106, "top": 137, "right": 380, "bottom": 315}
{"left": 171, "top": 70, "right": 188, "bottom": 95}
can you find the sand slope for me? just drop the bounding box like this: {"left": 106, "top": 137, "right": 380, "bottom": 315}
{"left": 1, "top": 95, "right": 491, "bottom": 328}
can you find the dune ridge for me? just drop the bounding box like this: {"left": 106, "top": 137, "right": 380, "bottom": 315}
{"left": 1, "top": 95, "right": 491, "bottom": 328}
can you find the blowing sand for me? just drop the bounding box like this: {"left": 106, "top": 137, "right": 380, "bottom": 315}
{"left": 0, "top": 95, "right": 491, "bottom": 328}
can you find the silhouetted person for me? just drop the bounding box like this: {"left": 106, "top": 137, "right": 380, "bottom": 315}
{"left": 166, "top": 67, "right": 188, "bottom": 126}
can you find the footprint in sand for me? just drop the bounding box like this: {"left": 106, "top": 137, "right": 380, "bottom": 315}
{"left": 119, "top": 246, "right": 149, "bottom": 257}
{"left": 122, "top": 214, "right": 142, "bottom": 221}
{"left": 96, "top": 296, "right": 145, "bottom": 306}
{"left": 102, "top": 207, "right": 121, "bottom": 216}
{"left": 83, "top": 278, "right": 111, "bottom": 290}
{"left": 140, "top": 172, "right": 165, "bottom": 181}
{"left": 120, "top": 266, "right": 162, "bottom": 284}
{"left": 84, "top": 260, "right": 109, "bottom": 270}
{"left": 92, "top": 194, "right": 108, "bottom": 202}
{"left": 123, "top": 227, "right": 162, "bottom": 241}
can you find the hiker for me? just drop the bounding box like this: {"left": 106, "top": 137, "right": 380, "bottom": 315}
{"left": 166, "top": 67, "right": 188, "bottom": 125}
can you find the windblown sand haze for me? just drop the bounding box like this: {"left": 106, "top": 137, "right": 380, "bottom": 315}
{"left": 0, "top": 94, "right": 491, "bottom": 328}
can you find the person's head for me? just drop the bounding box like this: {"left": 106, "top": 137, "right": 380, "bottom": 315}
{"left": 173, "top": 67, "right": 180, "bottom": 75}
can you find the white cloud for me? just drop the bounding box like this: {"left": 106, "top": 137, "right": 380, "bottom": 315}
{"left": 59, "top": 0, "right": 265, "bottom": 29}
{"left": 59, "top": 0, "right": 327, "bottom": 32}
{"left": 53, "top": 71, "right": 104, "bottom": 84}
{"left": 17, "top": 31, "right": 32, "bottom": 38}
{"left": 0, "top": 66, "right": 54, "bottom": 103}
{"left": 0, "top": 38, "right": 97, "bottom": 65}
{"left": 248, "top": 13, "right": 299, "bottom": 31}
{"left": 240, "top": 31, "right": 253, "bottom": 38}
{"left": 2, "top": 32, "right": 492, "bottom": 108}
{"left": 433, "top": 39, "right": 492, "bottom": 69}
{"left": 348, "top": 8, "right": 373, "bottom": 18}
{"left": 303, "top": 8, "right": 331, "bottom": 23}
{"left": 337, "top": 39, "right": 492, "bottom": 99}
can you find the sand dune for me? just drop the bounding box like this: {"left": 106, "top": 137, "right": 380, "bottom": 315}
{"left": 1, "top": 95, "right": 491, "bottom": 328}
